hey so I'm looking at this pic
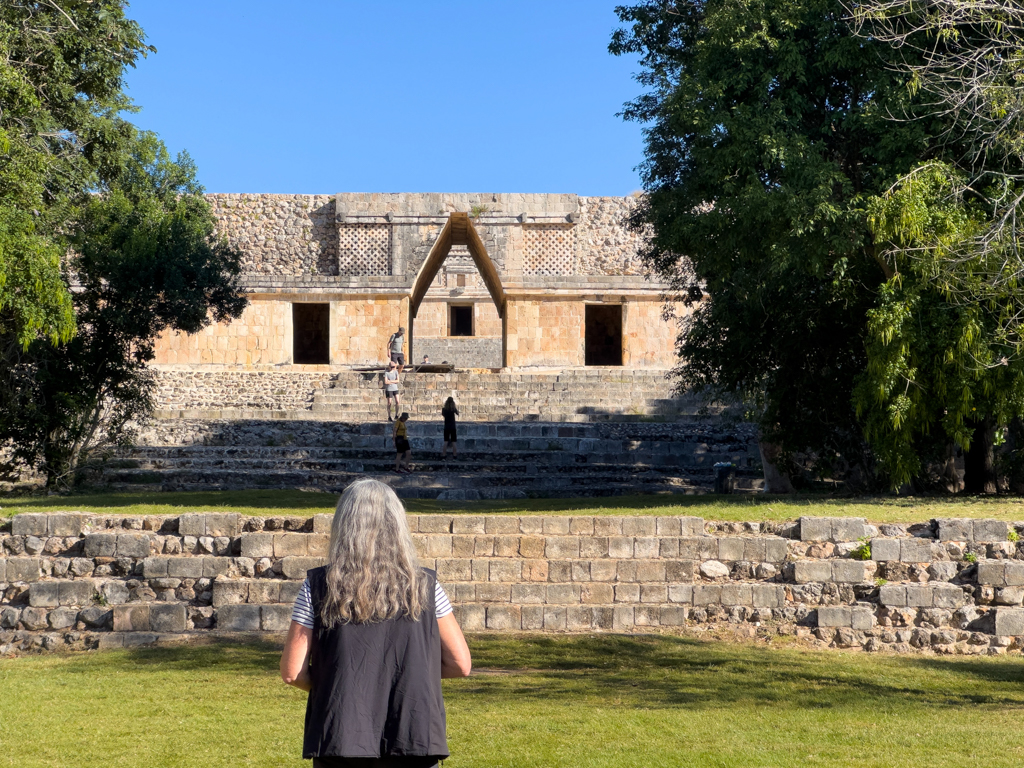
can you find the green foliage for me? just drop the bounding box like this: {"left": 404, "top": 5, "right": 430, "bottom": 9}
{"left": 1009, "top": 529, "right": 1019, "bottom": 543}
{"left": 851, "top": 536, "right": 872, "bottom": 560}
{"left": 610, "top": 0, "right": 933, "bottom": 483}
{"left": 964, "top": 551, "right": 978, "bottom": 563}
{"left": 469, "top": 204, "right": 489, "bottom": 219}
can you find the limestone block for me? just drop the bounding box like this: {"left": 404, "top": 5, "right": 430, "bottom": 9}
{"left": 1005, "top": 562, "right": 1024, "bottom": 587}
{"left": 212, "top": 580, "right": 249, "bottom": 607}
{"left": 977, "top": 561, "right": 1007, "bottom": 586}
{"left": 937, "top": 519, "right": 973, "bottom": 541}
{"left": 116, "top": 534, "right": 151, "bottom": 558}
{"left": 932, "top": 583, "right": 966, "bottom": 610}
{"left": 113, "top": 604, "right": 150, "bottom": 632}
{"left": 45, "top": 606, "right": 75, "bottom": 630}
{"left": 623, "top": 517, "right": 656, "bottom": 536}
{"left": 593, "top": 517, "right": 623, "bottom": 536}
{"left": 217, "top": 604, "right": 262, "bottom": 631}
{"left": 680, "top": 517, "right": 705, "bottom": 537}
{"left": 486, "top": 606, "right": 521, "bottom": 630}
{"left": 20, "top": 606, "right": 49, "bottom": 630}
{"left": 204, "top": 514, "right": 239, "bottom": 538}
{"left": 312, "top": 514, "right": 333, "bottom": 534}
{"left": 799, "top": 517, "right": 832, "bottom": 542}
{"left": 178, "top": 514, "right": 206, "bottom": 538}
{"left": 817, "top": 606, "right": 853, "bottom": 627}
{"left": 0, "top": 606, "right": 20, "bottom": 629}
{"left": 203, "top": 557, "right": 232, "bottom": 578}
{"left": 279, "top": 556, "right": 324, "bottom": 581}
{"left": 493, "top": 536, "right": 518, "bottom": 558}
{"left": 279, "top": 581, "right": 302, "bottom": 606}
{"left": 476, "top": 583, "right": 512, "bottom": 602}
{"left": 752, "top": 584, "right": 785, "bottom": 608}
{"left": 510, "top": 584, "right": 546, "bottom": 604}
{"left": 142, "top": 557, "right": 170, "bottom": 578}
{"left": 677, "top": 538, "right": 701, "bottom": 560}
{"left": 7, "top": 557, "right": 42, "bottom": 582}
{"left": 832, "top": 561, "right": 867, "bottom": 583}
{"left": 582, "top": 583, "right": 615, "bottom": 604}
{"left": 608, "top": 537, "right": 634, "bottom": 559}
{"left": 248, "top": 581, "right": 281, "bottom": 604}
{"left": 720, "top": 584, "right": 752, "bottom": 606}
{"left": 12, "top": 514, "right": 47, "bottom": 537}
{"left": 59, "top": 580, "right": 96, "bottom": 606}
{"left": 261, "top": 605, "right": 293, "bottom": 632}
{"left": 459, "top": 605, "right": 487, "bottom": 631}
{"left": 240, "top": 534, "right": 274, "bottom": 559}
{"left": 794, "top": 560, "right": 832, "bottom": 584}
{"left": 879, "top": 585, "right": 907, "bottom": 607}
{"left": 656, "top": 518, "right": 682, "bottom": 536}
{"left": 305, "top": 535, "right": 329, "bottom": 558}
{"left": 0, "top": 559, "right": 5, "bottom": 582}
{"left": 634, "top": 537, "right": 659, "bottom": 559}
{"left": 29, "top": 582, "right": 59, "bottom": 607}
{"left": 150, "top": 604, "right": 187, "bottom": 633}
{"left": 742, "top": 539, "right": 766, "bottom": 562}
{"left": 78, "top": 606, "right": 112, "bottom": 629}
{"left": 870, "top": 538, "right": 900, "bottom": 561}
{"left": 974, "top": 519, "right": 1010, "bottom": 543}
{"left": 47, "top": 513, "right": 86, "bottom": 537}
{"left": 851, "top": 607, "right": 874, "bottom": 631}
{"left": 615, "top": 584, "right": 641, "bottom": 602}
{"left": 993, "top": 608, "right": 1024, "bottom": 636}
{"left": 546, "top": 584, "right": 579, "bottom": 604}
{"left": 274, "top": 534, "right": 307, "bottom": 558}
{"left": 542, "top": 536, "right": 578, "bottom": 559}
{"left": 83, "top": 534, "right": 116, "bottom": 558}
{"left": 700, "top": 560, "right": 730, "bottom": 579}
{"left": 717, "top": 538, "right": 746, "bottom": 562}
{"left": 900, "top": 539, "right": 935, "bottom": 563}
{"left": 905, "top": 585, "right": 934, "bottom": 608}
{"left": 451, "top": 516, "right": 486, "bottom": 535}
{"left": 832, "top": 518, "right": 867, "bottom": 542}
{"left": 168, "top": 558, "right": 204, "bottom": 579}
{"left": 692, "top": 585, "right": 722, "bottom": 605}
{"left": 489, "top": 560, "right": 522, "bottom": 582}
{"left": 419, "top": 515, "right": 453, "bottom": 534}
{"left": 566, "top": 607, "right": 594, "bottom": 630}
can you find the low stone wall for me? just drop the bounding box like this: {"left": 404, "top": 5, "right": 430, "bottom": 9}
{"left": 2, "top": 512, "right": 1023, "bottom": 656}
{"left": 153, "top": 370, "right": 333, "bottom": 412}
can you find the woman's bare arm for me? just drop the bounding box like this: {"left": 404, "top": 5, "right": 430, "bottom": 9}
{"left": 280, "top": 621, "right": 313, "bottom": 691}
{"left": 438, "top": 613, "right": 472, "bottom": 678}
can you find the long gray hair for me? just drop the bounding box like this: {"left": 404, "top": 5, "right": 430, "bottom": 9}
{"left": 320, "top": 478, "right": 429, "bottom": 626}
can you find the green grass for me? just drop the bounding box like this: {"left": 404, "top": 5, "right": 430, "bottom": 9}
{"left": 2, "top": 635, "right": 1023, "bottom": 767}
{"left": 3, "top": 488, "right": 1024, "bottom": 523}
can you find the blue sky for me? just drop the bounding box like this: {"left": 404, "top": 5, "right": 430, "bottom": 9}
{"left": 123, "top": 2, "right": 646, "bottom": 196}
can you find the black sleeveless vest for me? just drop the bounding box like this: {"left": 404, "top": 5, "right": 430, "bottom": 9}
{"left": 303, "top": 567, "right": 449, "bottom": 760}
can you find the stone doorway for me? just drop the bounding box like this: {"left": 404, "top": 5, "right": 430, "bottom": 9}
{"left": 293, "top": 303, "right": 330, "bottom": 364}
{"left": 585, "top": 304, "right": 623, "bottom": 366}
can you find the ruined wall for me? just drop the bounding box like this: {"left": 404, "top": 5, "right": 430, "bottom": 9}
{"left": 3, "top": 512, "right": 1024, "bottom": 657}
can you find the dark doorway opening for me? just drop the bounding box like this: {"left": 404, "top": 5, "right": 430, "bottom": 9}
{"left": 585, "top": 304, "right": 622, "bottom": 366}
{"left": 293, "top": 303, "right": 330, "bottom": 364}
{"left": 450, "top": 305, "right": 474, "bottom": 337}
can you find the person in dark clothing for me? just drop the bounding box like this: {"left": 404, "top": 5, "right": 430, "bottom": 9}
{"left": 280, "top": 479, "right": 472, "bottom": 768}
{"left": 441, "top": 397, "right": 458, "bottom": 460}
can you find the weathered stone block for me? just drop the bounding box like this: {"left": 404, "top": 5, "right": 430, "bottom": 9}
{"left": 752, "top": 584, "right": 785, "bottom": 608}
{"left": 493, "top": 535, "right": 518, "bottom": 558}
{"left": 12, "top": 514, "right": 47, "bottom": 537}
{"left": 489, "top": 560, "right": 521, "bottom": 582}
{"left": 20, "top": 606, "right": 49, "bottom": 630}
{"left": 0, "top": 558, "right": 5, "bottom": 583}
{"left": 633, "top": 537, "right": 659, "bottom": 559}
{"left": 832, "top": 561, "right": 867, "bottom": 583}
{"left": 281, "top": 557, "right": 325, "bottom": 580}
{"left": 47, "top": 513, "right": 85, "bottom": 537}
{"left": 521, "top": 605, "right": 545, "bottom": 631}
{"left": 274, "top": 534, "right": 307, "bottom": 558}
{"left": 436, "top": 558, "right": 471, "bottom": 582}
{"left": 634, "top": 606, "right": 661, "bottom": 627}
{"left": 900, "top": 539, "right": 935, "bottom": 563}
{"left": 102, "top": 581, "right": 129, "bottom": 605}
{"left": 485, "top": 516, "right": 519, "bottom": 534}
{"left": 622, "top": 518, "right": 656, "bottom": 536}
{"left": 879, "top": 585, "right": 907, "bottom": 607}
{"left": 659, "top": 606, "right": 687, "bottom": 627}
{"left": 113, "top": 604, "right": 150, "bottom": 632}
{"left": 486, "top": 605, "right": 521, "bottom": 630}
{"left": 59, "top": 580, "right": 96, "bottom": 606}
{"left": 240, "top": 534, "right": 274, "bottom": 559}
{"left": 851, "top": 607, "right": 874, "bottom": 631}
{"left": 742, "top": 539, "right": 766, "bottom": 562}
{"left": 459, "top": 605, "right": 487, "bottom": 631}
{"left": 615, "top": 584, "right": 641, "bottom": 602}
{"left": 168, "top": 558, "right": 204, "bottom": 579}
{"left": 544, "top": 536, "right": 579, "bottom": 559}
{"left": 7, "top": 557, "right": 41, "bottom": 583}
{"left": 77, "top": 606, "right": 112, "bottom": 629}
{"left": 680, "top": 517, "right": 704, "bottom": 537}
{"left": 932, "top": 583, "right": 966, "bottom": 610}
{"left": 142, "top": 556, "right": 169, "bottom": 578}
{"left": 312, "top": 514, "right": 333, "bottom": 534}
{"left": 510, "top": 584, "right": 546, "bottom": 604}
{"left": 248, "top": 581, "right": 281, "bottom": 604}
{"left": 451, "top": 516, "right": 485, "bottom": 535}
{"left": 692, "top": 585, "right": 721, "bottom": 605}
{"left": 817, "top": 606, "right": 852, "bottom": 627}
{"left": 800, "top": 517, "right": 832, "bottom": 541}
{"left": 279, "top": 581, "right": 302, "bottom": 605}
{"left": 977, "top": 561, "right": 1007, "bottom": 586}
{"left": 203, "top": 557, "right": 232, "bottom": 578}
{"left": 582, "top": 583, "right": 615, "bottom": 604}
{"left": 261, "top": 604, "right": 293, "bottom": 631}
{"left": 794, "top": 560, "right": 832, "bottom": 584}
{"left": 720, "top": 584, "right": 752, "bottom": 606}
{"left": 178, "top": 513, "right": 206, "bottom": 538}
{"left": 217, "top": 604, "right": 261, "bottom": 631}
{"left": 204, "top": 514, "right": 239, "bottom": 538}
{"left": 476, "top": 583, "right": 511, "bottom": 602}
{"left": 763, "top": 537, "right": 788, "bottom": 563}
{"left": 29, "top": 582, "right": 59, "bottom": 607}
{"left": 993, "top": 608, "right": 1024, "bottom": 636}
{"left": 543, "top": 606, "right": 566, "bottom": 630}
{"left": 83, "top": 533, "right": 116, "bottom": 558}
{"left": 1005, "top": 562, "right": 1024, "bottom": 587}
{"left": 974, "top": 519, "right": 1010, "bottom": 543}
{"left": 566, "top": 606, "right": 594, "bottom": 630}
{"left": 116, "top": 534, "right": 151, "bottom": 558}
{"left": 522, "top": 559, "right": 549, "bottom": 582}
{"left": 546, "top": 584, "right": 579, "bottom": 604}
{"left": 306, "top": 535, "right": 329, "bottom": 558}
{"left": 870, "top": 539, "right": 901, "bottom": 561}
{"left": 150, "top": 604, "right": 186, "bottom": 633}
{"left": 832, "top": 518, "right": 867, "bottom": 542}
{"left": 593, "top": 517, "right": 623, "bottom": 537}
{"left": 608, "top": 537, "right": 634, "bottom": 559}
{"left": 906, "top": 585, "right": 934, "bottom": 607}
{"left": 937, "top": 519, "right": 973, "bottom": 541}
{"left": 677, "top": 538, "right": 700, "bottom": 560}
{"left": 47, "top": 606, "right": 78, "bottom": 629}
{"left": 656, "top": 518, "right": 682, "bottom": 536}
{"left": 717, "top": 538, "right": 746, "bottom": 562}
{"left": 212, "top": 580, "right": 248, "bottom": 607}
{"left": 0, "top": 606, "right": 21, "bottom": 629}
{"left": 419, "top": 515, "right": 453, "bottom": 534}
{"left": 580, "top": 537, "right": 609, "bottom": 559}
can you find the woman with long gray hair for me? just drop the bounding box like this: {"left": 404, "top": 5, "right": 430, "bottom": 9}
{"left": 280, "top": 478, "right": 472, "bottom": 767}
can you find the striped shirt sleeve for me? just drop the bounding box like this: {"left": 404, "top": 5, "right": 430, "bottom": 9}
{"left": 291, "top": 578, "right": 453, "bottom": 627}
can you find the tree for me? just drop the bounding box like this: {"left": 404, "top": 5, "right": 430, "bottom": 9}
{"left": 0, "top": 1, "right": 153, "bottom": 348}
{"left": 847, "top": 2, "right": 1024, "bottom": 492}
{"left": 0, "top": 133, "right": 247, "bottom": 487}
{"left": 610, "top": 0, "right": 935, "bottom": 489}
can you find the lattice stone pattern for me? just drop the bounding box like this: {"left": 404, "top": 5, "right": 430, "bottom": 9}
{"left": 338, "top": 224, "right": 391, "bottom": 276}
{"left": 523, "top": 225, "right": 575, "bottom": 275}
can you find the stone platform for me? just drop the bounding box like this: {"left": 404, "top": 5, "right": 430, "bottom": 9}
{"left": 2, "top": 512, "right": 1024, "bottom": 657}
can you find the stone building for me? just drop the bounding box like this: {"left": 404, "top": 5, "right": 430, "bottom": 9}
{"left": 153, "top": 192, "right": 682, "bottom": 375}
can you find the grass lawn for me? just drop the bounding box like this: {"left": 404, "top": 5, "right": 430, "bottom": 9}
{"left": 3, "top": 488, "right": 1024, "bottom": 523}
{"left": 1, "top": 634, "right": 1022, "bottom": 767}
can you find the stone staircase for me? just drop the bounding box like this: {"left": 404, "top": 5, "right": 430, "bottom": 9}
{"left": 310, "top": 369, "right": 706, "bottom": 423}
{"left": 100, "top": 419, "right": 763, "bottom": 497}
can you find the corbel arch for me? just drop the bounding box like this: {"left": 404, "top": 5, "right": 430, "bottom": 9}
{"left": 407, "top": 212, "right": 507, "bottom": 367}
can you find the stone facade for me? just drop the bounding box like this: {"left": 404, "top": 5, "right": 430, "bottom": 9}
{"left": 3, "top": 512, "right": 1024, "bottom": 657}
{"left": 152, "top": 192, "right": 677, "bottom": 391}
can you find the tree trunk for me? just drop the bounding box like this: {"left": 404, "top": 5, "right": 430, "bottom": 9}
{"left": 759, "top": 439, "right": 796, "bottom": 494}
{"left": 963, "top": 417, "right": 997, "bottom": 494}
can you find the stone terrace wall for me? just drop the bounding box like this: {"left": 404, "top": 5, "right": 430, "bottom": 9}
{"left": 153, "top": 370, "right": 333, "bottom": 412}
{"left": 4, "top": 513, "right": 1024, "bottom": 656}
